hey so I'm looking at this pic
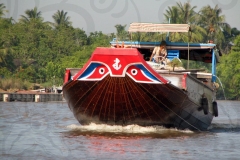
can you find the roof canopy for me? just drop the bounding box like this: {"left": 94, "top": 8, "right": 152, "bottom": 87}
{"left": 128, "top": 23, "right": 190, "bottom": 33}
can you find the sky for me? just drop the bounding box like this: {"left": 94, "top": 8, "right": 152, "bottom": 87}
{"left": 1, "top": 0, "right": 240, "bottom": 34}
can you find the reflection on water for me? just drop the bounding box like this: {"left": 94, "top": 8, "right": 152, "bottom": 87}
{"left": 0, "top": 100, "right": 240, "bottom": 159}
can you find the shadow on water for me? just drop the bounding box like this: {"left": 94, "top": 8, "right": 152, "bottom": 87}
{"left": 62, "top": 123, "right": 200, "bottom": 139}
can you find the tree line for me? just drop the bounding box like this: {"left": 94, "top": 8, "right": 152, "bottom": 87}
{"left": 0, "top": 1, "right": 240, "bottom": 100}
{"left": 0, "top": 4, "right": 113, "bottom": 87}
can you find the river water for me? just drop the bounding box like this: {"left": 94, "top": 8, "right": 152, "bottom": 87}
{"left": 0, "top": 100, "right": 240, "bottom": 160}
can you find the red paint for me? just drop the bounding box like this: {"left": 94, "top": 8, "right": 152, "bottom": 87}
{"left": 64, "top": 69, "right": 70, "bottom": 84}
{"left": 182, "top": 74, "right": 187, "bottom": 89}
{"left": 73, "top": 47, "right": 169, "bottom": 84}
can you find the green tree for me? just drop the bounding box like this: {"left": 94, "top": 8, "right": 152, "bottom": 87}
{"left": 114, "top": 24, "right": 128, "bottom": 40}
{"left": 0, "top": 5, "right": 94, "bottom": 87}
{"left": 20, "top": 7, "right": 43, "bottom": 23}
{"left": 45, "top": 61, "right": 64, "bottom": 84}
{"left": 0, "top": 3, "right": 7, "bottom": 18}
{"left": 0, "top": 3, "right": 9, "bottom": 67}
{"left": 164, "top": 6, "right": 179, "bottom": 24}
{"left": 198, "top": 5, "right": 231, "bottom": 48}
{"left": 164, "top": 1, "right": 206, "bottom": 42}
{"left": 87, "top": 31, "right": 110, "bottom": 46}
{"left": 231, "top": 28, "right": 240, "bottom": 37}
{"left": 175, "top": 0, "right": 197, "bottom": 24}
{"left": 217, "top": 35, "right": 240, "bottom": 100}
{"left": 73, "top": 28, "right": 88, "bottom": 47}
{"left": 0, "top": 14, "right": 16, "bottom": 71}
{"left": 52, "top": 10, "right": 71, "bottom": 28}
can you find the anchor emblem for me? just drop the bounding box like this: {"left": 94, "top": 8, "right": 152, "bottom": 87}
{"left": 112, "top": 58, "right": 121, "bottom": 70}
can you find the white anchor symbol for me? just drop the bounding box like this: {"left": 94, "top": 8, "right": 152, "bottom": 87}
{"left": 112, "top": 58, "right": 121, "bottom": 70}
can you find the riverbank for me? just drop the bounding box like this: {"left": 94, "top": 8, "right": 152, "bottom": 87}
{"left": 0, "top": 89, "right": 63, "bottom": 102}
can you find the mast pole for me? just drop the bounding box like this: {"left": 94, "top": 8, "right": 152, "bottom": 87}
{"left": 166, "top": 18, "right": 171, "bottom": 42}
{"left": 187, "top": 29, "right": 189, "bottom": 69}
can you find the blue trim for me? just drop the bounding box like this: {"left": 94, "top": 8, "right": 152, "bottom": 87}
{"left": 79, "top": 63, "right": 101, "bottom": 79}
{"left": 211, "top": 49, "right": 216, "bottom": 82}
{"left": 110, "top": 39, "right": 216, "bottom": 48}
{"left": 167, "top": 50, "right": 179, "bottom": 61}
{"left": 135, "top": 64, "right": 160, "bottom": 82}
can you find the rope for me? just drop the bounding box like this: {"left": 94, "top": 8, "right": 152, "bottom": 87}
{"left": 139, "top": 83, "right": 202, "bottom": 132}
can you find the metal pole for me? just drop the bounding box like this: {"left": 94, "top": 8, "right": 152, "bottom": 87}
{"left": 187, "top": 31, "right": 189, "bottom": 69}
{"left": 130, "top": 32, "right": 132, "bottom": 48}
{"left": 187, "top": 42, "right": 189, "bottom": 69}
{"left": 211, "top": 49, "right": 216, "bottom": 82}
{"left": 166, "top": 18, "right": 171, "bottom": 42}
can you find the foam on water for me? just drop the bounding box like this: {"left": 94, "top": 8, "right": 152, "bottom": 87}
{"left": 66, "top": 123, "right": 193, "bottom": 135}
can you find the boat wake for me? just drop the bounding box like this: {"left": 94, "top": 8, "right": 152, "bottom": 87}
{"left": 65, "top": 123, "right": 194, "bottom": 138}
{"left": 208, "top": 122, "right": 240, "bottom": 132}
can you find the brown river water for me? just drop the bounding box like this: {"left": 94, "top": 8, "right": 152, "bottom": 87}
{"left": 0, "top": 100, "right": 240, "bottom": 160}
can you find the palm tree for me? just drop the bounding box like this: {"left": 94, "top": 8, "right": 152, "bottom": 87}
{"left": 0, "top": 3, "right": 7, "bottom": 18}
{"left": 176, "top": 0, "right": 197, "bottom": 24}
{"left": 164, "top": 6, "right": 180, "bottom": 24}
{"left": 20, "top": 7, "right": 43, "bottom": 23}
{"left": 0, "top": 4, "right": 14, "bottom": 68}
{"left": 164, "top": 1, "right": 197, "bottom": 24}
{"left": 198, "top": 5, "right": 231, "bottom": 47}
{"left": 163, "top": 1, "right": 206, "bottom": 42}
{"left": 52, "top": 10, "right": 71, "bottom": 28}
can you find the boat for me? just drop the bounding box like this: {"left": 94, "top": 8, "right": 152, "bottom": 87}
{"left": 63, "top": 23, "right": 221, "bottom": 131}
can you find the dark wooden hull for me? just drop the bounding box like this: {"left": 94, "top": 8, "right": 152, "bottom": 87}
{"left": 63, "top": 74, "right": 213, "bottom": 131}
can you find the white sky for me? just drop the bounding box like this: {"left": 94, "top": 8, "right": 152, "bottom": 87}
{"left": 1, "top": 0, "right": 240, "bottom": 34}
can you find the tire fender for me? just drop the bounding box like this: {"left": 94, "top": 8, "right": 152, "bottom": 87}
{"left": 201, "top": 97, "right": 209, "bottom": 115}
{"left": 213, "top": 101, "right": 218, "bottom": 117}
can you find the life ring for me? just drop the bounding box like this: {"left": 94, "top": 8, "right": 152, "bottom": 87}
{"left": 212, "top": 101, "right": 218, "bottom": 117}
{"left": 201, "top": 97, "right": 209, "bottom": 115}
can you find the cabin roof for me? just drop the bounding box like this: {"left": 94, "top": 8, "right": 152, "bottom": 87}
{"left": 110, "top": 39, "right": 221, "bottom": 63}
{"left": 110, "top": 39, "right": 216, "bottom": 50}
{"left": 128, "top": 23, "right": 190, "bottom": 33}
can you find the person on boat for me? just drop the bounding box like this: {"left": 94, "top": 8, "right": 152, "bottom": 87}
{"left": 149, "top": 41, "right": 167, "bottom": 64}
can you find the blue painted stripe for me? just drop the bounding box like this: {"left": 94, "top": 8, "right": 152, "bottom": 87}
{"left": 212, "top": 50, "right": 216, "bottom": 82}
{"left": 135, "top": 64, "right": 160, "bottom": 82}
{"left": 79, "top": 63, "right": 101, "bottom": 79}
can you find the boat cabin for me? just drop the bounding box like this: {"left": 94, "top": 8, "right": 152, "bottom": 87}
{"left": 110, "top": 23, "right": 221, "bottom": 83}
